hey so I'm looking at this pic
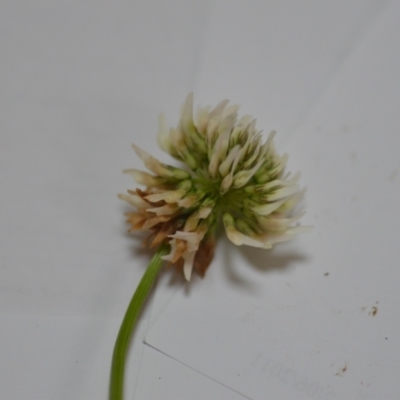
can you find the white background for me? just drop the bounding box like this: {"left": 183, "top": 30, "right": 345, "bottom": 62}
{"left": 1, "top": 1, "right": 399, "bottom": 399}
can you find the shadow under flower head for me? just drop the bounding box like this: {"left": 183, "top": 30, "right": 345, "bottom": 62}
{"left": 119, "top": 93, "right": 310, "bottom": 281}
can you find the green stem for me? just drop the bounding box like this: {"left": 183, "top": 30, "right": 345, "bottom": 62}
{"left": 109, "top": 243, "right": 169, "bottom": 400}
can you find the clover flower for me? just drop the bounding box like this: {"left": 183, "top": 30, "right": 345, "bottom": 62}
{"left": 119, "top": 93, "right": 307, "bottom": 281}
{"left": 111, "top": 94, "right": 310, "bottom": 400}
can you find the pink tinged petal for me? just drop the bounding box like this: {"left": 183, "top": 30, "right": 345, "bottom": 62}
{"left": 183, "top": 251, "right": 196, "bottom": 281}
{"left": 132, "top": 144, "right": 175, "bottom": 178}
{"left": 118, "top": 193, "right": 149, "bottom": 209}
{"left": 123, "top": 169, "right": 161, "bottom": 187}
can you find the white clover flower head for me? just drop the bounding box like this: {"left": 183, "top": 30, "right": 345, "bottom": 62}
{"left": 119, "top": 93, "right": 309, "bottom": 280}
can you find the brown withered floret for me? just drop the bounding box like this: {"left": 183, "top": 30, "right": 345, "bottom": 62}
{"left": 125, "top": 188, "right": 215, "bottom": 278}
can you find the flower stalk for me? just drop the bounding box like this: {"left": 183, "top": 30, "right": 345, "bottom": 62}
{"left": 109, "top": 243, "right": 169, "bottom": 400}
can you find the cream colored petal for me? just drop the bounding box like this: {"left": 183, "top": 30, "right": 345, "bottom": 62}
{"left": 216, "top": 109, "right": 238, "bottom": 138}
{"left": 157, "top": 113, "right": 172, "bottom": 154}
{"left": 184, "top": 207, "right": 212, "bottom": 232}
{"left": 220, "top": 147, "right": 243, "bottom": 193}
{"left": 208, "top": 130, "right": 231, "bottom": 177}
{"left": 265, "top": 130, "right": 277, "bottom": 152}
{"left": 123, "top": 169, "right": 161, "bottom": 187}
{"left": 259, "top": 232, "right": 296, "bottom": 247}
{"left": 198, "top": 207, "right": 212, "bottom": 219}
{"left": 231, "top": 231, "right": 265, "bottom": 247}
{"left": 223, "top": 214, "right": 264, "bottom": 247}
{"left": 183, "top": 251, "right": 196, "bottom": 281}
{"left": 266, "top": 185, "right": 300, "bottom": 202}
{"left": 147, "top": 204, "right": 179, "bottom": 216}
{"left": 251, "top": 197, "right": 291, "bottom": 216}
{"left": 162, "top": 238, "right": 178, "bottom": 262}
{"left": 275, "top": 188, "right": 305, "bottom": 212}
{"left": 232, "top": 157, "right": 265, "bottom": 188}
{"left": 259, "top": 172, "right": 300, "bottom": 191}
{"left": 195, "top": 105, "right": 211, "bottom": 134}
{"left": 219, "top": 145, "right": 241, "bottom": 177}
{"left": 230, "top": 115, "right": 252, "bottom": 144}
{"left": 167, "top": 231, "right": 204, "bottom": 254}
{"left": 145, "top": 189, "right": 185, "bottom": 203}
{"left": 177, "top": 195, "right": 199, "bottom": 208}
{"left": 208, "top": 99, "right": 229, "bottom": 120}
{"left": 246, "top": 119, "right": 257, "bottom": 138}
{"left": 180, "top": 92, "right": 194, "bottom": 134}
{"left": 132, "top": 144, "right": 174, "bottom": 178}
{"left": 221, "top": 104, "right": 240, "bottom": 119}
{"left": 169, "top": 127, "right": 185, "bottom": 153}
{"left": 142, "top": 215, "right": 169, "bottom": 230}
{"left": 118, "top": 193, "right": 149, "bottom": 209}
{"left": 206, "top": 115, "right": 221, "bottom": 145}
{"left": 242, "top": 135, "right": 263, "bottom": 169}
{"left": 257, "top": 212, "right": 305, "bottom": 231}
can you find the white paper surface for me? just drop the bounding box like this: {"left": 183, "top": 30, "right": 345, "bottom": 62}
{"left": 134, "top": 345, "right": 248, "bottom": 400}
{"left": 146, "top": 1, "right": 400, "bottom": 399}
{"left": 192, "top": 0, "right": 387, "bottom": 142}
{"left": 0, "top": 315, "right": 147, "bottom": 400}
{"left": 0, "top": 1, "right": 212, "bottom": 399}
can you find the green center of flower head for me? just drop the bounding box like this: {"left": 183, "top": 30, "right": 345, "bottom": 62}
{"left": 119, "top": 93, "right": 308, "bottom": 280}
